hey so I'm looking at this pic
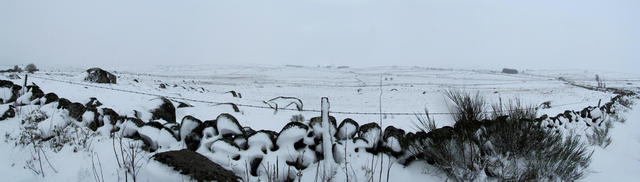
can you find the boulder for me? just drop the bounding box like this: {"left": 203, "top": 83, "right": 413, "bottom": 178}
{"left": 184, "top": 120, "right": 217, "bottom": 151}
{"left": 138, "top": 121, "right": 178, "bottom": 152}
{"left": 277, "top": 122, "right": 310, "bottom": 151}
{"left": 85, "top": 97, "right": 102, "bottom": 109}
{"left": 215, "top": 113, "right": 243, "bottom": 138}
{"left": 0, "top": 105, "right": 15, "bottom": 121}
{"left": 57, "top": 98, "right": 87, "bottom": 122}
{"left": 382, "top": 126, "right": 406, "bottom": 156}
{"left": 117, "top": 117, "right": 145, "bottom": 137}
{"left": 309, "top": 116, "right": 337, "bottom": 142}
{"left": 0, "top": 80, "right": 21, "bottom": 104}
{"left": 26, "top": 85, "right": 44, "bottom": 101}
{"left": 102, "top": 108, "right": 120, "bottom": 125}
{"left": 247, "top": 130, "right": 277, "bottom": 154}
{"left": 358, "top": 123, "right": 382, "bottom": 151}
{"left": 179, "top": 115, "right": 202, "bottom": 141}
{"left": 209, "top": 139, "right": 241, "bottom": 160}
{"left": 84, "top": 107, "right": 102, "bottom": 131}
{"left": 336, "top": 118, "right": 359, "bottom": 140}
{"left": 85, "top": 68, "right": 117, "bottom": 84}
{"left": 150, "top": 97, "right": 176, "bottom": 123}
{"left": 43, "top": 93, "right": 59, "bottom": 104}
{"left": 0, "top": 80, "right": 13, "bottom": 88}
{"left": 152, "top": 149, "right": 240, "bottom": 182}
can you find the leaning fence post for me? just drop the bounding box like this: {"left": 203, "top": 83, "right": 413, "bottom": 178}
{"left": 321, "top": 97, "right": 335, "bottom": 175}
{"left": 24, "top": 74, "right": 28, "bottom": 87}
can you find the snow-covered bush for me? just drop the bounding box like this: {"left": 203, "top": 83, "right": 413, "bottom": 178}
{"left": 586, "top": 115, "right": 613, "bottom": 148}
{"left": 407, "top": 95, "right": 593, "bottom": 181}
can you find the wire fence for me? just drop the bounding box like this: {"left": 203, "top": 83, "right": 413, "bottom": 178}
{"left": 28, "top": 75, "right": 593, "bottom": 116}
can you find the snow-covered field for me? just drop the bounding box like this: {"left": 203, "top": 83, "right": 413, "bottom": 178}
{"left": 1, "top": 65, "right": 639, "bottom": 181}
{"left": 25, "top": 65, "right": 638, "bottom": 130}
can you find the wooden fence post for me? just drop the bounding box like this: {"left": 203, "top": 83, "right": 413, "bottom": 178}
{"left": 321, "top": 97, "right": 334, "bottom": 176}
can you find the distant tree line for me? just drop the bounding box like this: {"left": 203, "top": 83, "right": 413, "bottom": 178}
{"left": 0, "top": 63, "right": 38, "bottom": 73}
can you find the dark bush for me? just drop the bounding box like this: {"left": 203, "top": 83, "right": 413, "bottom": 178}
{"left": 408, "top": 95, "right": 593, "bottom": 181}
{"left": 445, "top": 90, "right": 486, "bottom": 122}
{"left": 26, "top": 63, "right": 38, "bottom": 73}
{"left": 414, "top": 109, "right": 437, "bottom": 132}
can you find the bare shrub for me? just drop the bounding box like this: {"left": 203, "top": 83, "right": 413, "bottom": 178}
{"left": 587, "top": 120, "right": 612, "bottom": 148}
{"left": 91, "top": 152, "right": 105, "bottom": 182}
{"left": 19, "top": 110, "right": 58, "bottom": 177}
{"left": 112, "top": 134, "right": 145, "bottom": 182}
{"left": 290, "top": 114, "right": 305, "bottom": 123}
{"left": 408, "top": 95, "right": 593, "bottom": 181}
{"left": 490, "top": 98, "right": 537, "bottom": 121}
{"left": 49, "top": 123, "right": 96, "bottom": 152}
{"left": 445, "top": 90, "right": 486, "bottom": 122}
{"left": 414, "top": 109, "right": 437, "bottom": 132}
{"left": 421, "top": 138, "right": 484, "bottom": 181}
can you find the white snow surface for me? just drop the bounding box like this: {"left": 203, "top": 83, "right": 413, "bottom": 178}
{"left": 584, "top": 103, "right": 640, "bottom": 181}
{"left": 1, "top": 87, "right": 14, "bottom": 103}
{"left": 0, "top": 65, "right": 639, "bottom": 181}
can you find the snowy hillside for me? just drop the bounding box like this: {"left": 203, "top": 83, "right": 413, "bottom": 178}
{"left": 0, "top": 65, "right": 638, "bottom": 182}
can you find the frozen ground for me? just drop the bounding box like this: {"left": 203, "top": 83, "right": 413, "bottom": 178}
{"left": 0, "top": 65, "right": 638, "bottom": 181}
{"left": 584, "top": 102, "right": 640, "bottom": 181}
{"left": 21, "top": 65, "right": 639, "bottom": 131}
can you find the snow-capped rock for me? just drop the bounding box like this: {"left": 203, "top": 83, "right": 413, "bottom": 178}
{"left": 382, "top": 126, "right": 406, "bottom": 155}
{"left": 0, "top": 105, "right": 15, "bottom": 121}
{"left": 215, "top": 113, "right": 243, "bottom": 138}
{"left": 0, "top": 80, "right": 21, "bottom": 104}
{"left": 85, "top": 97, "right": 102, "bottom": 108}
{"left": 57, "top": 98, "right": 87, "bottom": 122}
{"left": 336, "top": 118, "right": 359, "bottom": 140}
{"left": 358, "top": 123, "right": 381, "bottom": 150}
{"left": 151, "top": 97, "right": 176, "bottom": 123}
{"left": 179, "top": 115, "right": 202, "bottom": 141}
{"left": 247, "top": 130, "right": 277, "bottom": 153}
{"left": 84, "top": 68, "right": 117, "bottom": 84}
{"left": 138, "top": 121, "right": 178, "bottom": 152}
{"left": 43, "top": 92, "right": 59, "bottom": 104}
{"left": 83, "top": 107, "right": 102, "bottom": 131}
{"left": 308, "top": 116, "right": 337, "bottom": 141}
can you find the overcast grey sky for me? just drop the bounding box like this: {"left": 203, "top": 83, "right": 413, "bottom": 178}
{"left": 1, "top": 0, "right": 638, "bottom": 72}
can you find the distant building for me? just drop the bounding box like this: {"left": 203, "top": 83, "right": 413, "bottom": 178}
{"left": 502, "top": 68, "right": 518, "bottom": 74}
